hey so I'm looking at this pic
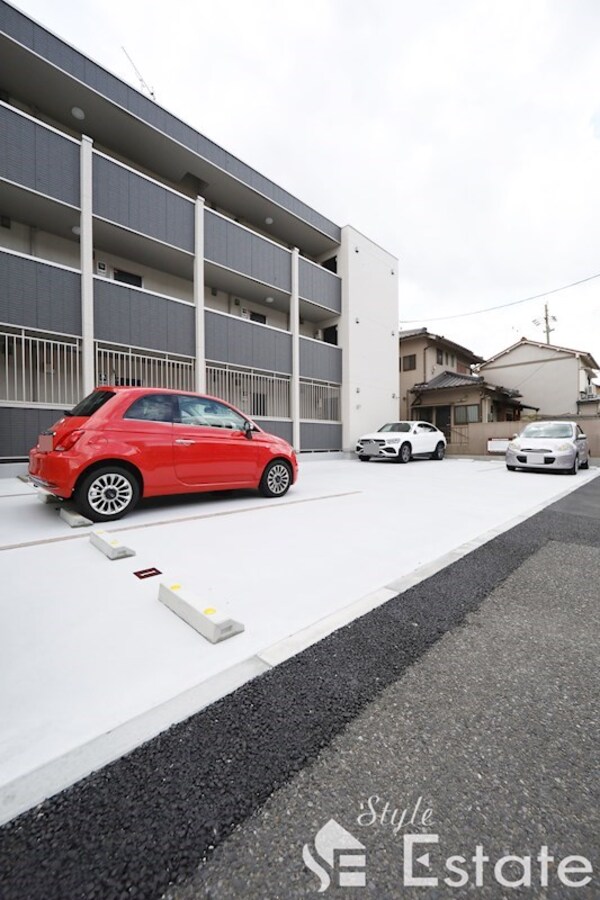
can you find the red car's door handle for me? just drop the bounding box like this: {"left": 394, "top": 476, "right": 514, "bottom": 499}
{"left": 175, "top": 438, "right": 196, "bottom": 445}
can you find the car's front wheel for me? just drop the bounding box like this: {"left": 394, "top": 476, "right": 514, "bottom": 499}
{"left": 259, "top": 460, "right": 292, "bottom": 497}
{"left": 431, "top": 441, "right": 445, "bottom": 460}
{"left": 358, "top": 455, "right": 369, "bottom": 462}
{"left": 506, "top": 465, "right": 517, "bottom": 471}
{"left": 568, "top": 455, "right": 579, "bottom": 475}
{"left": 398, "top": 442, "right": 412, "bottom": 464}
{"left": 75, "top": 465, "right": 140, "bottom": 522}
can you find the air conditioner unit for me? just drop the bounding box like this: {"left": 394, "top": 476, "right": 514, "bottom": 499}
{"left": 314, "top": 329, "right": 323, "bottom": 340}
{"left": 96, "top": 260, "right": 108, "bottom": 275}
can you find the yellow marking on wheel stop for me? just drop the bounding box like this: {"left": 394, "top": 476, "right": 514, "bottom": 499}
{"left": 203, "top": 607, "right": 217, "bottom": 616}
{"left": 170, "top": 583, "right": 181, "bottom": 591}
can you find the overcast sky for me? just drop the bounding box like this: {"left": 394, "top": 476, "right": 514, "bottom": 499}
{"left": 12, "top": 0, "right": 600, "bottom": 363}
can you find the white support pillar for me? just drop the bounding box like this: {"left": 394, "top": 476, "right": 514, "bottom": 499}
{"left": 80, "top": 135, "right": 95, "bottom": 395}
{"left": 290, "top": 248, "right": 301, "bottom": 451}
{"left": 194, "top": 196, "right": 206, "bottom": 393}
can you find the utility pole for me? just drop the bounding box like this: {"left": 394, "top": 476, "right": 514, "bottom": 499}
{"left": 533, "top": 303, "right": 556, "bottom": 344}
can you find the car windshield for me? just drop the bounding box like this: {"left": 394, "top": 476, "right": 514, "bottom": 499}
{"left": 66, "top": 390, "right": 116, "bottom": 417}
{"left": 378, "top": 422, "right": 411, "bottom": 433}
{"left": 520, "top": 423, "right": 574, "bottom": 439}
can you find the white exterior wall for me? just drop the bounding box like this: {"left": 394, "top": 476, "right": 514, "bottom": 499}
{"left": 338, "top": 225, "right": 399, "bottom": 449}
{"left": 480, "top": 344, "right": 580, "bottom": 415}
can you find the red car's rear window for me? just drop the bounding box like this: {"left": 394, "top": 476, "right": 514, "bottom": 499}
{"left": 66, "top": 390, "right": 116, "bottom": 417}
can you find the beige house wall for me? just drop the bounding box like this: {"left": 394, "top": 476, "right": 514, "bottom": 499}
{"left": 399, "top": 336, "right": 429, "bottom": 417}
{"left": 446, "top": 417, "right": 600, "bottom": 458}
{"left": 480, "top": 344, "right": 580, "bottom": 415}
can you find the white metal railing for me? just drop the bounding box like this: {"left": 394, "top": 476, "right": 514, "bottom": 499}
{"left": 96, "top": 344, "right": 196, "bottom": 390}
{"left": 300, "top": 380, "right": 341, "bottom": 421}
{"left": 207, "top": 363, "right": 290, "bottom": 418}
{"left": 0, "top": 328, "right": 82, "bottom": 404}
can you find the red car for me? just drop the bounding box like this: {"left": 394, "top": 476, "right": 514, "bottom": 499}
{"left": 29, "top": 387, "right": 298, "bottom": 522}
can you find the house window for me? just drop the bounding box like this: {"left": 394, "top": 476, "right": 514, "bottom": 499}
{"left": 114, "top": 268, "right": 143, "bottom": 288}
{"left": 436, "top": 349, "right": 443, "bottom": 365}
{"left": 454, "top": 404, "right": 480, "bottom": 424}
{"left": 402, "top": 354, "right": 416, "bottom": 371}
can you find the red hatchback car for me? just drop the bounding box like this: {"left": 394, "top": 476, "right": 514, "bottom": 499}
{"left": 29, "top": 387, "right": 298, "bottom": 522}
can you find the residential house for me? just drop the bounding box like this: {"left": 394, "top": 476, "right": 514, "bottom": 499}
{"left": 398, "top": 328, "right": 533, "bottom": 441}
{"left": 0, "top": 1, "right": 399, "bottom": 460}
{"left": 478, "top": 338, "right": 600, "bottom": 418}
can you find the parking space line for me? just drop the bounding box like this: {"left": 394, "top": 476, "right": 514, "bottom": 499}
{"left": 0, "top": 491, "right": 361, "bottom": 552}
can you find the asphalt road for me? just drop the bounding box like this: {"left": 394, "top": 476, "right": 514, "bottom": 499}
{"left": 1, "top": 477, "right": 598, "bottom": 899}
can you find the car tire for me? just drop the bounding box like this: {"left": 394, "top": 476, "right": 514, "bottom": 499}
{"left": 506, "top": 465, "right": 517, "bottom": 471}
{"left": 74, "top": 465, "right": 140, "bottom": 522}
{"left": 568, "top": 455, "right": 579, "bottom": 475}
{"left": 399, "top": 442, "right": 412, "bottom": 464}
{"left": 580, "top": 458, "right": 589, "bottom": 470}
{"left": 259, "top": 459, "right": 292, "bottom": 497}
{"left": 358, "top": 455, "right": 370, "bottom": 462}
{"left": 430, "top": 442, "right": 445, "bottom": 460}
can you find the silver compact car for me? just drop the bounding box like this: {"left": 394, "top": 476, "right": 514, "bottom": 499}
{"left": 506, "top": 421, "right": 590, "bottom": 474}
{"left": 356, "top": 421, "right": 446, "bottom": 463}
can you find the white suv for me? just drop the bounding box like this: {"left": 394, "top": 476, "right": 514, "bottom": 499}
{"left": 356, "top": 421, "right": 446, "bottom": 463}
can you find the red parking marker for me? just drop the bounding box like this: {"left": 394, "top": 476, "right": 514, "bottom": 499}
{"left": 134, "top": 567, "right": 162, "bottom": 579}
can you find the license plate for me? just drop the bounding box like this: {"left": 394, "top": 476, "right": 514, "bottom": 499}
{"left": 362, "top": 442, "right": 381, "bottom": 457}
{"left": 38, "top": 433, "right": 54, "bottom": 452}
{"left": 527, "top": 453, "right": 545, "bottom": 465}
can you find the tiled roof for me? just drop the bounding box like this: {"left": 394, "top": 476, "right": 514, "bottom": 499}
{"left": 412, "top": 371, "right": 483, "bottom": 391}
{"left": 412, "top": 370, "right": 522, "bottom": 398}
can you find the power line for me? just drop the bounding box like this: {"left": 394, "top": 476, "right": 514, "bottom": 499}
{"left": 399, "top": 271, "right": 600, "bottom": 324}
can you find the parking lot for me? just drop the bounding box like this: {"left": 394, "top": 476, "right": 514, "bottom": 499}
{"left": 1, "top": 456, "right": 597, "bottom": 826}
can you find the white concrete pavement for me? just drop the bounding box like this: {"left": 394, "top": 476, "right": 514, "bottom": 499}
{"left": 1, "top": 457, "right": 597, "bottom": 824}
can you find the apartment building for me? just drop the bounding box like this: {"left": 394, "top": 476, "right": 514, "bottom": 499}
{"left": 0, "top": 1, "right": 399, "bottom": 460}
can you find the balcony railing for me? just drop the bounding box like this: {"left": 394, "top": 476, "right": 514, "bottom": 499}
{"left": 207, "top": 362, "right": 290, "bottom": 419}
{"left": 96, "top": 343, "right": 196, "bottom": 391}
{"left": 0, "top": 327, "right": 82, "bottom": 405}
{"left": 300, "top": 380, "right": 341, "bottom": 421}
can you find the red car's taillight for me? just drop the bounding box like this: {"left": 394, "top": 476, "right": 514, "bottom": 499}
{"left": 55, "top": 430, "right": 84, "bottom": 451}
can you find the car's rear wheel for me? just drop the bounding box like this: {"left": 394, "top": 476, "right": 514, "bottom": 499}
{"left": 431, "top": 441, "right": 445, "bottom": 460}
{"left": 399, "top": 442, "right": 412, "bottom": 464}
{"left": 75, "top": 465, "right": 140, "bottom": 522}
{"left": 259, "top": 460, "right": 292, "bottom": 497}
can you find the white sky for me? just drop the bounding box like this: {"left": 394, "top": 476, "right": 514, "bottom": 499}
{"left": 11, "top": 0, "right": 600, "bottom": 363}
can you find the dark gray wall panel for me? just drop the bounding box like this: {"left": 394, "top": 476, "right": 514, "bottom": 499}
{"left": 93, "top": 156, "right": 194, "bottom": 251}
{"left": 205, "top": 311, "right": 292, "bottom": 374}
{"left": 0, "top": 1, "right": 341, "bottom": 242}
{"left": 299, "top": 258, "right": 341, "bottom": 313}
{"left": 94, "top": 280, "right": 195, "bottom": 355}
{"left": 299, "top": 338, "right": 342, "bottom": 384}
{"left": 205, "top": 211, "right": 291, "bottom": 291}
{"left": 0, "top": 105, "right": 79, "bottom": 205}
{"left": 300, "top": 422, "right": 342, "bottom": 451}
{"left": 255, "top": 419, "right": 293, "bottom": 444}
{"left": 0, "top": 253, "right": 81, "bottom": 333}
{"left": 0, "top": 406, "right": 63, "bottom": 458}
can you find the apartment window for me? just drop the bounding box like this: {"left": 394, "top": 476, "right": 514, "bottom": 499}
{"left": 114, "top": 268, "right": 143, "bottom": 288}
{"left": 454, "top": 404, "right": 480, "bottom": 424}
{"left": 250, "top": 311, "right": 267, "bottom": 324}
{"left": 402, "top": 354, "right": 416, "bottom": 371}
{"left": 436, "top": 349, "right": 443, "bottom": 365}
